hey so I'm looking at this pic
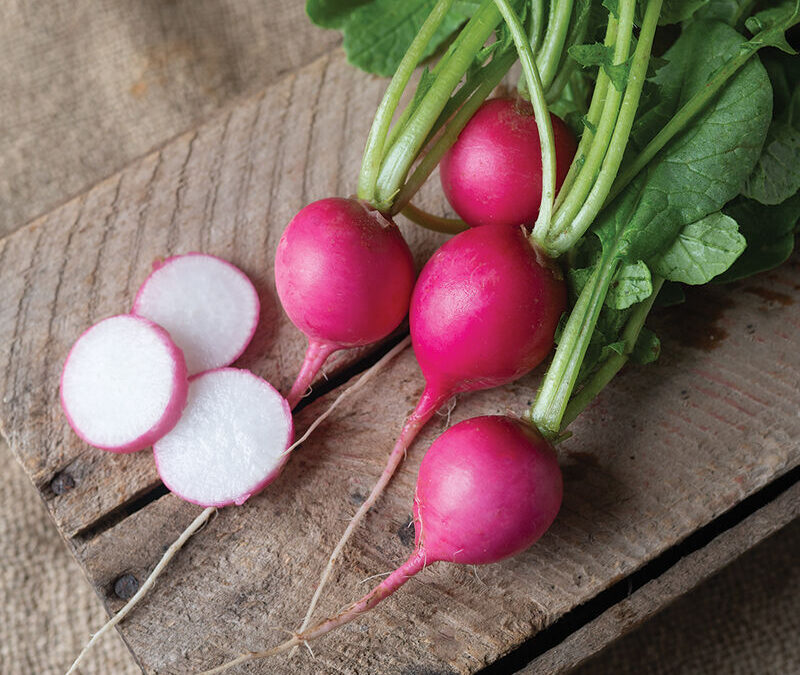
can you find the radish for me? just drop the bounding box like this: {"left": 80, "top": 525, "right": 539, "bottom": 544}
{"left": 439, "top": 98, "right": 576, "bottom": 228}
{"left": 299, "top": 223, "right": 565, "bottom": 630}
{"left": 132, "top": 253, "right": 260, "bottom": 375}
{"left": 60, "top": 315, "right": 188, "bottom": 453}
{"left": 275, "top": 197, "right": 416, "bottom": 408}
{"left": 153, "top": 368, "right": 293, "bottom": 507}
{"left": 203, "top": 415, "right": 562, "bottom": 673}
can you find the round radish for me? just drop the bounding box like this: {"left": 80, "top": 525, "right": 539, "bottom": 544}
{"left": 275, "top": 197, "right": 416, "bottom": 408}
{"left": 153, "top": 368, "right": 293, "bottom": 507}
{"left": 204, "top": 416, "right": 562, "bottom": 671}
{"left": 298, "top": 224, "right": 566, "bottom": 632}
{"left": 440, "top": 97, "right": 577, "bottom": 228}
{"left": 60, "top": 315, "right": 188, "bottom": 453}
{"left": 132, "top": 253, "right": 260, "bottom": 375}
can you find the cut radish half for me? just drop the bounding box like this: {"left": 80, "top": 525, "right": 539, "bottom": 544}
{"left": 60, "top": 315, "right": 188, "bottom": 453}
{"left": 132, "top": 253, "right": 260, "bottom": 375}
{"left": 154, "top": 368, "right": 293, "bottom": 507}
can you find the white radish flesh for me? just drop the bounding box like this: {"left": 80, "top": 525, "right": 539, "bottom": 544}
{"left": 60, "top": 315, "right": 188, "bottom": 453}
{"left": 154, "top": 368, "right": 293, "bottom": 507}
{"left": 133, "top": 253, "right": 260, "bottom": 375}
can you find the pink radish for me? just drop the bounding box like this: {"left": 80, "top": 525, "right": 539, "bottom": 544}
{"left": 299, "top": 223, "right": 565, "bottom": 630}
{"left": 154, "top": 368, "right": 293, "bottom": 507}
{"left": 203, "top": 416, "right": 562, "bottom": 673}
{"left": 440, "top": 97, "right": 576, "bottom": 228}
{"left": 60, "top": 315, "right": 188, "bottom": 453}
{"left": 132, "top": 253, "right": 260, "bottom": 375}
{"left": 275, "top": 197, "right": 416, "bottom": 408}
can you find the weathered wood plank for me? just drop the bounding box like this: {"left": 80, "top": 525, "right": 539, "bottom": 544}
{"left": 2, "top": 47, "right": 799, "bottom": 675}
{"left": 72, "top": 260, "right": 800, "bottom": 673}
{"left": 521, "top": 480, "right": 800, "bottom": 674}
{"left": 0, "top": 51, "right": 449, "bottom": 539}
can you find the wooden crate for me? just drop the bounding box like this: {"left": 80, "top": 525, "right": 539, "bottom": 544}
{"left": 1, "top": 50, "right": 798, "bottom": 674}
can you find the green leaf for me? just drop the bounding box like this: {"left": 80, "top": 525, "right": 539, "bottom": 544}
{"left": 694, "top": 0, "right": 750, "bottom": 24}
{"left": 741, "top": 121, "right": 800, "bottom": 205}
{"left": 311, "top": 0, "right": 473, "bottom": 77}
{"left": 660, "top": 0, "right": 711, "bottom": 25}
{"left": 631, "top": 327, "right": 661, "bottom": 364}
{"left": 652, "top": 212, "right": 745, "bottom": 284}
{"left": 306, "top": 0, "right": 372, "bottom": 28}
{"left": 745, "top": 1, "right": 800, "bottom": 54}
{"left": 606, "top": 260, "right": 652, "bottom": 309}
{"left": 568, "top": 43, "right": 632, "bottom": 90}
{"left": 741, "top": 52, "right": 800, "bottom": 205}
{"left": 716, "top": 192, "right": 800, "bottom": 282}
{"left": 598, "top": 21, "right": 772, "bottom": 263}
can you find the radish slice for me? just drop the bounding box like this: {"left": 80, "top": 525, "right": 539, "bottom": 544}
{"left": 154, "top": 368, "right": 293, "bottom": 507}
{"left": 60, "top": 315, "right": 188, "bottom": 453}
{"left": 132, "top": 253, "right": 260, "bottom": 375}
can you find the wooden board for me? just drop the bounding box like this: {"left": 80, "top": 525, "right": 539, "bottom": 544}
{"left": 1, "top": 49, "right": 798, "bottom": 674}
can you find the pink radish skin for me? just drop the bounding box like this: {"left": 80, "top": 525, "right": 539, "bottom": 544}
{"left": 275, "top": 198, "right": 416, "bottom": 408}
{"left": 153, "top": 368, "right": 293, "bottom": 508}
{"left": 440, "top": 98, "right": 577, "bottom": 228}
{"left": 297, "top": 224, "right": 565, "bottom": 634}
{"left": 204, "top": 416, "right": 562, "bottom": 671}
{"left": 60, "top": 315, "right": 188, "bottom": 453}
{"left": 132, "top": 253, "right": 260, "bottom": 375}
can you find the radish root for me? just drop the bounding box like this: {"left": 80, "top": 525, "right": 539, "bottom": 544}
{"left": 200, "top": 550, "right": 427, "bottom": 675}
{"left": 65, "top": 506, "right": 216, "bottom": 675}
{"left": 295, "top": 383, "right": 448, "bottom": 639}
{"left": 282, "top": 336, "right": 411, "bottom": 459}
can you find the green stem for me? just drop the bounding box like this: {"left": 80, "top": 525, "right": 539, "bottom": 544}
{"left": 551, "top": 24, "right": 613, "bottom": 214}
{"left": 391, "top": 49, "right": 516, "bottom": 215}
{"left": 536, "top": 0, "right": 575, "bottom": 91}
{"left": 537, "top": 0, "right": 635, "bottom": 252}
{"left": 401, "top": 203, "right": 468, "bottom": 234}
{"left": 560, "top": 277, "right": 664, "bottom": 429}
{"left": 356, "top": 0, "right": 455, "bottom": 204}
{"left": 529, "top": 249, "right": 620, "bottom": 437}
{"left": 374, "top": 0, "right": 502, "bottom": 210}
{"left": 384, "top": 15, "right": 474, "bottom": 152}
{"left": 607, "top": 15, "right": 798, "bottom": 205}
{"left": 492, "top": 0, "right": 555, "bottom": 239}
{"left": 544, "top": 0, "right": 591, "bottom": 103}
{"left": 547, "top": 0, "right": 662, "bottom": 255}
{"left": 529, "top": 0, "right": 546, "bottom": 55}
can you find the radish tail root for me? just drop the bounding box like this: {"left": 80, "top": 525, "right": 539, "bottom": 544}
{"left": 287, "top": 340, "right": 340, "bottom": 409}
{"left": 282, "top": 337, "right": 412, "bottom": 459}
{"left": 296, "top": 385, "right": 449, "bottom": 636}
{"left": 201, "top": 550, "right": 427, "bottom": 675}
{"left": 65, "top": 506, "right": 216, "bottom": 675}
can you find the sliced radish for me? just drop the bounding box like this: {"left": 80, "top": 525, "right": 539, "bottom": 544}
{"left": 154, "top": 368, "right": 293, "bottom": 507}
{"left": 132, "top": 253, "right": 260, "bottom": 375}
{"left": 60, "top": 315, "right": 188, "bottom": 453}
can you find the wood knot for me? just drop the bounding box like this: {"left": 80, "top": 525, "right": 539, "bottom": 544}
{"left": 114, "top": 573, "right": 140, "bottom": 600}
{"left": 50, "top": 472, "right": 75, "bottom": 495}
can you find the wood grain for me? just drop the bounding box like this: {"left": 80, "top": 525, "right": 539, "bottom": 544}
{"left": 1, "top": 49, "right": 799, "bottom": 674}
{"left": 0, "top": 50, "right": 450, "bottom": 539}
{"left": 521, "top": 480, "right": 800, "bottom": 674}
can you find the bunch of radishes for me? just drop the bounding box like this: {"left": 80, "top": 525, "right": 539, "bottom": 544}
{"left": 60, "top": 0, "right": 798, "bottom": 670}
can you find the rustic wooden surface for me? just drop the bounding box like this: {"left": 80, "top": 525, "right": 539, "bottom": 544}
{"left": 1, "top": 48, "right": 798, "bottom": 674}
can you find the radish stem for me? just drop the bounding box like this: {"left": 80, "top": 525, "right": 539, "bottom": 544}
{"left": 357, "top": 0, "right": 456, "bottom": 204}
{"left": 491, "top": 0, "right": 555, "bottom": 241}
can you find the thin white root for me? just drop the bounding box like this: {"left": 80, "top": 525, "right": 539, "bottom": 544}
{"left": 287, "top": 337, "right": 412, "bottom": 656}
{"left": 281, "top": 336, "right": 411, "bottom": 459}
{"left": 64, "top": 506, "right": 216, "bottom": 675}
{"left": 358, "top": 570, "right": 394, "bottom": 585}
